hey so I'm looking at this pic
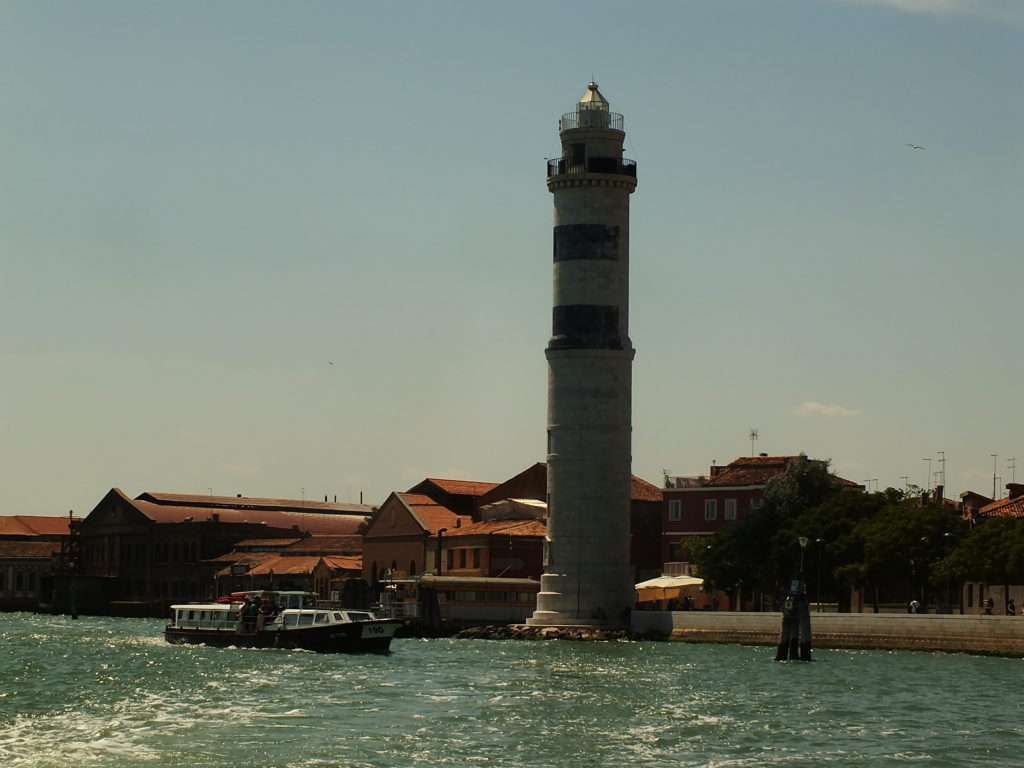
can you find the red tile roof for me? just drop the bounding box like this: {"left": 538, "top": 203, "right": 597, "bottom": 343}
{"left": 414, "top": 478, "right": 499, "bottom": 497}
{"left": 284, "top": 535, "right": 363, "bottom": 555}
{"left": 630, "top": 476, "right": 663, "bottom": 502}
{"left": 247, "top": 555, "right": 321, "bottom": 576}
{"left": 399, "top": 493, "right": 472, "bottom": 534}
{"left": 127, "top": 497, "right": 366, "bottom": 536}
{"left": 233, "top": 538, "right": 304, "bottom": 549}
{"left": 323, "top": 555, "right": 362, "bottom": 572}
{"left": 689, "top": 456, "right": 861, "bottom": 490}
{"left": 978, "top": 496, "right": 1024, "bottom": 519}
{"left": 444, "top": 519, "right": 547, "bottom": 538}
{"left": 137, "top": 492, "right": 373, "bottom": 516}
{"left": 0, "top": 540, "right": 60, "bottom": 559}
{"left": 0, "top": 515, "right": 73, "bottom": 538}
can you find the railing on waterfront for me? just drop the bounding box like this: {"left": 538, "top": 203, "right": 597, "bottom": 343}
{"left": 559, "top": 110, "right": 624, "bottom": 131}
{"left": 546, "top": 157, "right": 637, "bottom": 178}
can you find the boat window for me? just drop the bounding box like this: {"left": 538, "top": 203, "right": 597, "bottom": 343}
{"left": 346, "top": 612, "right": 371, "bottom": 622}
{"left": 314, "top": 612, "right": 329, "bottom": 624}
{"left": 284, "top": 614, "right": 298, "bottom": 628}
{"left": 188, "top": 610, "right": 195, "bottom": 620}
{"left": 332, "top": 613, "right": 344, "bottom": 622}
{"left": 297, "top": 613, "right": 315, "bottom": 627}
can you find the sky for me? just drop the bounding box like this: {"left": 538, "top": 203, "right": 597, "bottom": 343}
{"left": 1, "top": 0, "right": 1020, "bottom": 516}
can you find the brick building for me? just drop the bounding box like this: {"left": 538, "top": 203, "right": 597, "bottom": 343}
{"left": 662, "top": 455, "right": 862, "bottom": 563}
{"left": 476, "top": 462, "right": 664, "bottom": 580}
{"left": 361, "top": 492, "right": 470, "bottom": 585}
{"left": 0, "top": 514, "right": 74, "bottom": 611}
{"left": 404, "top": 478, "right": 498, "bottom": 518}
{"left": 71, "top": 488, "right": 370, "bottom": 615}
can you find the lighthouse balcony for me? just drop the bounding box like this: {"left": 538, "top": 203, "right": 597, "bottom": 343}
{"left": 547, "top": 157, "right": 637, "bottom": 179}
{"left": 559, "top": 110, "right": 624, "bottom": 131}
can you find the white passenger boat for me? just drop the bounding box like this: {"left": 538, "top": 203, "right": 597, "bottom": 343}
{"left": 165, "top": 591, "right": 401, "bottom": 654}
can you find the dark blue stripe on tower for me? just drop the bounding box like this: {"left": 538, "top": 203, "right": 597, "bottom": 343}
{"left": 549, "top": 305, "right": 621, "bottom": 350}
{"left": 553, "top": 224, "right": 619, "bottom": 262}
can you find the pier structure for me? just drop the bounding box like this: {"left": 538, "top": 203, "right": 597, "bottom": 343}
{"left": 528, "top": 83, "right": 638, "bottom": 628}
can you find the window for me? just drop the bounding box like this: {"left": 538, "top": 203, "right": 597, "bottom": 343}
{"left": 724, "top": 499, "right": 737, "bottom": 521}
{"left": 409, "top": 560, "right": 417, "bottom": 576}
{"left": 750, "top": 498, "right": 764, "bottom": 511}
{"left": 704, "top": 499, "right": 718, "bottom": 521}
{"left": 15, "top": 572, "right": 24, "bottom": 591}
{"left": 0, "top": 571, "right": 5, "bottom": 591}
{"left": 669, "top": 542, "right": 683, "bottom": 561}
{"left": 967, "top": 583, "right": 974, "bottom": 608}
{"left": 447, "top": 550, "right": 454, "bottom": 570}
{"left": 459, "top": 549, "right": 467, "bottom": 569}
{"left": 668, "top": 500, "right": 682, "bottom": 521}
{"left": 284, "top": 614, "right": 298, "bottom": 628}
{"left": 297, "top": 613, "right": 315, "bottom": 627}
{"left": 314, "top": 612, "right": 329, "bottom": 624}
{"left": 472, "top": 549, "right": 480, "bottom": 568}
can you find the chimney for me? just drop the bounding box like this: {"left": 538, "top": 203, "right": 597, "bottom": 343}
{"left": 1008, "top": 483, "right": 1024, "bottom": 500}
{"left": 324, "top": 495, "right": 328, "bottom": 502}
{"left": 334, "top": 494, "right": 337, "bottom": 503}
{"left": 759, "top": 452, "right": 768, "bottom": 458}
{"left": 236, "top": 493, "right": 242, "bottom": 498}
{"left": 934, "top": 484, "right": 944, "bottom": 503}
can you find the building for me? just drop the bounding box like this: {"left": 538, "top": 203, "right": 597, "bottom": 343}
{"left": 530, "top": 82, "right": 639, "bottom": 628}
{"left": 478, "top": 462, "right": 663, "bottom": 581}
{"left": 960, "top": 483, "right": 1024, "bottom": 615}
{"left": 69, "top": 488, "right": 370, "bottom": 615}
{"left": 405, "top": 478, "right": 498, "bottom": 518}
{"left": 0, "top": 514, "right": 74, "bottom": 611}
{"left": 439, "top": 500, "right": 547, "bottom": 580}
{"left": 662, "top": 455, "right": 862, "bottom": 563}
{"left": 361, "top": 492, "right": 471, "bottom": 586}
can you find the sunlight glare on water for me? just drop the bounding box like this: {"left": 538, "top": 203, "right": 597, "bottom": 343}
{"left": 1, "top": 613, "right": 1022, "bottom": 767}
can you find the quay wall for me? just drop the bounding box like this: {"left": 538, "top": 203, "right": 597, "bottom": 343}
{"left": 631, "top": 611, "right": 1024, "bottom": 656}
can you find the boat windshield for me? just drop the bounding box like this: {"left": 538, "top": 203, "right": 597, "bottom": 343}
{"left": 345, "top": 612, "right": 372, "bottom": 622}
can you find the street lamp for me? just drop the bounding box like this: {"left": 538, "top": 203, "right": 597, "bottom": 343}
{"left": 815, "top": 538, "right": 824, "bottom": 612}
{"left": 798, "top": 536, "right": 809, "bottom": 581}
{"left": 436, "top": 528, "right": 448, "bottom": 575}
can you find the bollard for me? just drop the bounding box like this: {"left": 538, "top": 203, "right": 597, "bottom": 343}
{"left": 775, "top": 580, "right": 812, "bottom": 661}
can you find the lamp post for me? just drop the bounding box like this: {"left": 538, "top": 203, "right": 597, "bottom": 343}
{"left": 815, "top": 538, "right": 824, "bottom": 612}
{"left": 798, "top": 536, "right": 809, "bottom": 583}
{"left": 436, "top": 528, "right": 448, "bottom": 575}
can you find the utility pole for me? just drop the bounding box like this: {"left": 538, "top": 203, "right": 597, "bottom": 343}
{"left": 749, "top": 428, "right": 759, "bottom": 457}
{"left": 922, "top": 458, "right": 933, "bottom": 493}
{"left": 900, "top": 475, "right": 910, "bottom": 492}
{"left": 937, "top": 451, "right": 946, "bottom": 488}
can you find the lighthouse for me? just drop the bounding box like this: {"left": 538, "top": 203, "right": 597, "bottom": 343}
{"left": 528, "top": 83, "right": 637, "bottom": 628}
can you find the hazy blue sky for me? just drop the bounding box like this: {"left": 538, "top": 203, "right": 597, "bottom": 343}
{"left": 2, "top": 0, "right": 1020, "bottom": 516}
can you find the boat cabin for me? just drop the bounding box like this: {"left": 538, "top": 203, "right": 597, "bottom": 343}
{"left": 279, "top": 609, "right": 374, "bottom": 629}
{"left": 170, "top": 603, "right": 243, "bottom": 631}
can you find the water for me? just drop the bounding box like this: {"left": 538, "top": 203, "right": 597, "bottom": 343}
{"left": 1, "top": 613, "right": 1022, "bottom": 767}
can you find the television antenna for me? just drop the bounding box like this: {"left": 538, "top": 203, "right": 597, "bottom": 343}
{"left": 1008, "top": 457, "right": 1016, "bottom": 485}
{"left": 749, "top": 428, "right": 759, "bottom": 457}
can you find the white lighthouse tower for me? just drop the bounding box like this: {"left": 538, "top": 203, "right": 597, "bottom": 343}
{"left": 528, "top": 83, "right": 637, "bottom": 628}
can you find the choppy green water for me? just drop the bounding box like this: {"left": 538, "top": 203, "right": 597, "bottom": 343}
{"left": 1, "top": 613, "right": 1022, "bottom": 767}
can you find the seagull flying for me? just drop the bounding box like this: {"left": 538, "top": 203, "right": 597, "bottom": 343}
{"left": 906, "top": 144, "right": 925, "bottom": 150}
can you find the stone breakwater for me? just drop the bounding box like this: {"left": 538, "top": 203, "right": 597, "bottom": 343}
{"left": 456, "top": 624, "right": 632, "bottom": 641}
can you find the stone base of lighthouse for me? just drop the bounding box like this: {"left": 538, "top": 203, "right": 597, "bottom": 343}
{"left": 526, "top": 347, "right": 634, "bottom": 629}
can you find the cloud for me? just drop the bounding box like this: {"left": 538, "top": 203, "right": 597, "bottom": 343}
{"left": 834, "top": 0, "right": 1024, "bottom": 23}
{"left": 798, "top": 401, "right": 861, "bottom": 417}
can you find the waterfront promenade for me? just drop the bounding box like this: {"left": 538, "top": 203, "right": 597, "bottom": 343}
{"left": 632, "top": 610, "right": 1024, "bottom": 656}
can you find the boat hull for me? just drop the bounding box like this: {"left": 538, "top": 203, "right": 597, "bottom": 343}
{"left": 164, "top": 619, "right": 401, "bottom": 654}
